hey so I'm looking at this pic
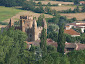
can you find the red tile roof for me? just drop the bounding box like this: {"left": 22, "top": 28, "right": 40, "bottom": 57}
{"left": 76, "top": 43, "right": 85, "bottom": 50}
{"left": 47, "top": 39, "right": 57, "bottom": 48}
{"left": 64, "top": 29, "right": 80, "bottom": 35}
{"left": 79, "top": 1, "right": 85, "bottom": 4}
{"left": 26, "top": 40, "right": 85, "bottom": 51}
{"left": 65, "top": 43, "right": 76, "bottom": 48}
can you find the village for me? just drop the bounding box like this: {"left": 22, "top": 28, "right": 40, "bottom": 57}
{"left": 0, "top": 0, "right": 85, "bottom": 64}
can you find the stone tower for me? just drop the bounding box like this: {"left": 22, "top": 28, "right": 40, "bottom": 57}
{"left": 32, "top": 19, "right": 38, "bottom": 41}
{"left": 20, "top": 19, "right": 25, "bottom": 32}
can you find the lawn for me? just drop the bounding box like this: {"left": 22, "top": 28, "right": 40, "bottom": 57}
{"left": 0, "top": 6, "right": 24, "bottom": 22}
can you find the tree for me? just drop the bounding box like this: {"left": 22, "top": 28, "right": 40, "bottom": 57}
{"left": 73, "top": 6, "right": 80, "bottom": 13}
{"left": 47, "top": 2, "right": 51, "bottom": 6}
{"left": 22, "top": 1, "right": 35, "bottom": 11}
{"left": 74, "top": 0, "right": 79, "bottom": 5}
{"left": 40, "top": 28, "right": 47, "bottom": 56}
{"left": 0, "top": 27, "right": 28, "bottom": 64}
{"left": 82, "top": 5, "right": 85, "bottom": 12}
{"left": 0, "top": 0, "right": 26, "bottom": 7}
{"left": 57, "top": 24, "right": 65, "bottom": 54}
{"left": 37, "top": 14, "right": 45, "bottom": 26}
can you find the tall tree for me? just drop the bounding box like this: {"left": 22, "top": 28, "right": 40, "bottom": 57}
{"left": 40, "top": 28, "right": 47, "bottom": 56}
{"left": 57, "top": 24, "right": 65, "bottom": 54}
{"left": 37, "top": 14, "right": 45, "bottom": 26}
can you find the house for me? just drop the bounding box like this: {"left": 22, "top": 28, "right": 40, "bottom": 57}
{"left": 66, "top": 21, "right": 85, "bottom": 33}
{"left": 79, "top": 1, "right": 85, "bottom": 5}
{"left": 65, "top": 42, "right": 85, "bottom": 53}
{"left": 26, "top": 39, "right": 85, "bottom": 53}
{"left": 26, "top": 38, "right": 57, "bottom": 48}
{"left": 64, "top": 26, "right": 80, "bottom": 37}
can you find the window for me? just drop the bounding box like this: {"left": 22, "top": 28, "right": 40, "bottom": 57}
{"left": 29, "top": 34, "right": 32, "bottom": 38}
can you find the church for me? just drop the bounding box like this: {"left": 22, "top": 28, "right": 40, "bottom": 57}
{"left": 9, "top": 15, "right": 47, "bottom": 42}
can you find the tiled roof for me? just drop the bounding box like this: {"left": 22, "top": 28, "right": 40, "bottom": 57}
{"left": 26, "top": 40, "right": 85, "bottom": 51}
{"left": 79, "top": 1, "right": 85, "bottom": 4}
{"left": 26, "top": 38, "right": 57, "bottom": 48}
{"left": 47, "top": 39, "right": 57, "bottom": 48}
{"left": 64, "top": 29, "right": 80, "bottom": 35}
{"left": 65, "top": 43, "right": 76, "bottom": 48}
{"left": 76, "top": 43, "right": 85, "bottom": 50}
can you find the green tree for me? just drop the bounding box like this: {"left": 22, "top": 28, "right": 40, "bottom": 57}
{"left": 1, "top": 27, "right": 28, "bottom": 64}
{"left": 73, "top": 6, "right": 80, "bottom": 13}
{"left": 40, "top": 28, "right": 47, "bottom": 56}
{"left": 37, "top": 14, "right": 45, "bottom": 26}
{"left": 57, "top": 24, "right": 65, "bottom": 54}
{"left": 0, "top": 0, "right": 26, "bottom": 7}
{"left": 82, "top": 5, "right": 85, "bottom": 12}
{"left": 74, "top": 0, "right": 79, "bottom": 4}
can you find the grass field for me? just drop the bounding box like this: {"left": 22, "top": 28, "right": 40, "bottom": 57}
{"left": 0, "top": 6, "right": 24, "bottom": 22}
{"left": 60, "top": 13, "right": 85, "bottom": 20}
{"left": 0, "top": 6, "right": 53, "bottom": 23}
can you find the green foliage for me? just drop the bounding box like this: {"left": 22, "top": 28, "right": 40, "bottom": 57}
{"left": 74, "top": 0, "right": 80, "bottom": 4}
{"left": 65, "top": 34, "right": 76, "bottom": 43}
{"left": 57, "top": 24, "right": 65, "bottom": 54}
{"left": 73, "top": 6, "right": 80, "bottom": 13}
{"left": 47, "top": 24, "right": 59, "bottom": 33}
{"left": 40, "top": 28, "right": 47, "bottom": 56}
{"left": 82, "top": 5, "right": 85, "bottom": 12}
{"left": 47, "top": 2, "right": 51, "bottom": 6}
{"left": 22, "top": 1, "right": 35, "bottom": 11}
{"left": 67, "top": 50, "right": 85, "bottom": 64}
{"left": 47, "top": 31, "right": 58, "bottom": 42}
{"left": 29, "top": 45, "right": 36, "bottom": 52}
{"left": 37, "top": 14, "right": 45, "bottom": 26}
{"left": 34, "top": 5, "right": 44, "bottom": 13}
{"left": 0, "top": 0, "right": 26, "bottom": 7}
{"left": 0, "top": 27, "right": 28, "bottom": 64}
{"left": 47, "top": 45, "right": 57, "bottom": 53}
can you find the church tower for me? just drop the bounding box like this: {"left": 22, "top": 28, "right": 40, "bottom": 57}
{"left": 32, "top": 19, "right": 38, "bottom": 41}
